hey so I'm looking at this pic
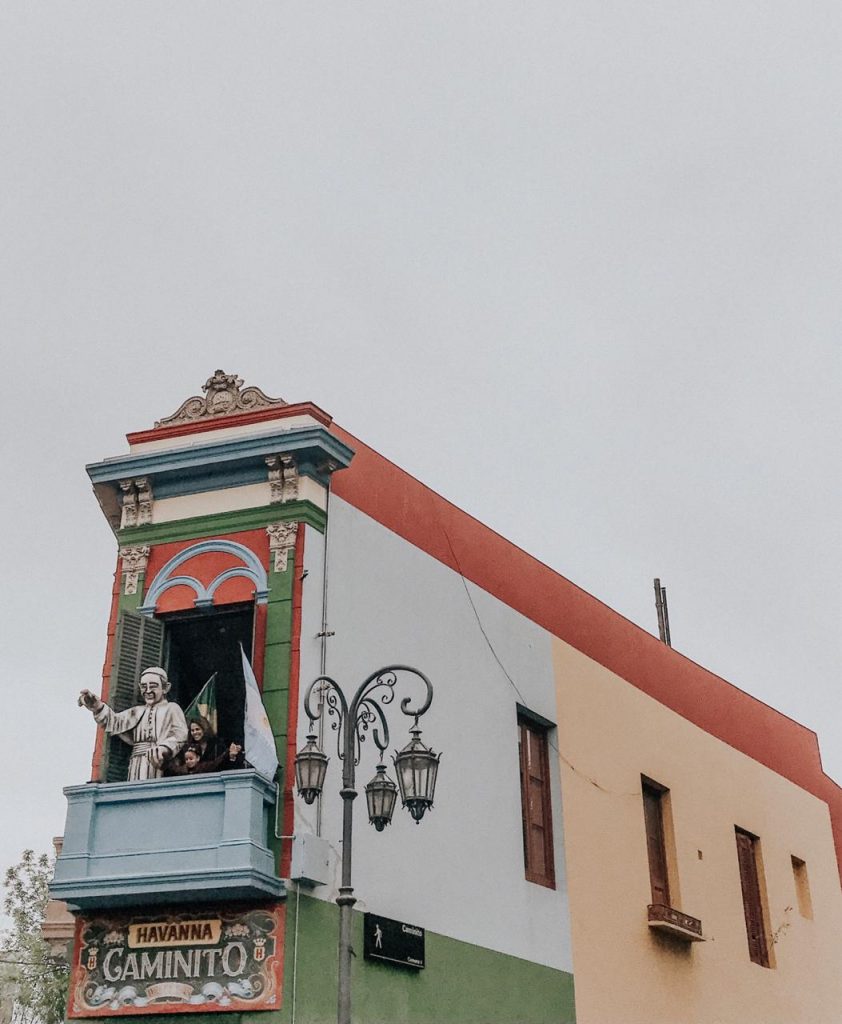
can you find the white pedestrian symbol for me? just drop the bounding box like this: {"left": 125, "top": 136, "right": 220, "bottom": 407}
{"left": 374, "top": 924, "right": 383, "bottom": 949}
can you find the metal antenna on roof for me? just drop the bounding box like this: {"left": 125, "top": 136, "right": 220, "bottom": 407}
{"left": 654, "top": 578, "right": 672, "bottom": 647}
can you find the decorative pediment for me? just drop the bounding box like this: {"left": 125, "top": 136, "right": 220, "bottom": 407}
{"left": 155, "top": 370, "right": 287, "bottom": 427}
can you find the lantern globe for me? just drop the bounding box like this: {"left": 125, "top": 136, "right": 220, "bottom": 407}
{"left": 393, "top": 726, "right": 440, "bottom": 823}
{"left": 294, "top": 731, "right": 329, "bottom": 805}
{"left": 364, "top": 764, "right": 398, "bottom": 831}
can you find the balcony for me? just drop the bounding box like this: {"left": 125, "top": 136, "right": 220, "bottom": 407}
{"left": 50, "top": 770, "right": 284, "bottom": 911}
{"left": 647, "top": 903, "right": 704, "bottom": 942}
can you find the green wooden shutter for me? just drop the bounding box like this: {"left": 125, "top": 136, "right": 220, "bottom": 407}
{"left": 104, "top": 611, "right": 166, "bottom": 782}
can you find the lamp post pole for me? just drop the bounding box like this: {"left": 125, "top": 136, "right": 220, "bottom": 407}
{"left": 296, "top": 665, "right": 439, "bottom": 1024}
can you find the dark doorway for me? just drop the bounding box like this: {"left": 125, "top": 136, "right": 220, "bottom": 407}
{"left": 161, "top": 603, "right": 254, "bottom": 746}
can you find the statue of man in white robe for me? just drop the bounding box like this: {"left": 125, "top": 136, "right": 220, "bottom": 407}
{"left": 79, "top": 667, "right": 188, "bottom": 781}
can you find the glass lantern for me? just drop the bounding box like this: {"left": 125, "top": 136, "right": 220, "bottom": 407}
{"left": 393, "top": 725, "right": 440, "bottom": 822}
{"left": 364, "top": 763, "right": 398, "bottom": 831}
{"left": 294, "top": 730, "right": 329, "bottom": 805}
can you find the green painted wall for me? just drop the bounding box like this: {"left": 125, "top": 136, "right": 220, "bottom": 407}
{"left": 278, "top": 893, "right": 575, "bottom": 1024}
{"left": 263, "top": 546, "right": 296, "bottom": 864}
{"left": 79, "top": 893, "right": 575, "bottom": 1024}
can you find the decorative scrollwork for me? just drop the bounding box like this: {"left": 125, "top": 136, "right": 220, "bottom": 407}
{"left": 301, "top": 665, "right": 434, "bottom": 776}
{"left": 358, "top": 697, "right": 390, "bottom": 759}
{"left": 155, "top": 370, "right": 287, "bottom": 427}
{"left": 321, "top": 687, "right": 346, "bottom": 760}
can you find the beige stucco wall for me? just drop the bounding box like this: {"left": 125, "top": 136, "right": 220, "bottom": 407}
{"left": 553, "top": 637, "right": 842, "bottom": 1024}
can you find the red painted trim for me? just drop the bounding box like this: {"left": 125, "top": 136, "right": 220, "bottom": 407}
{"left": 126, "top": 401, "right": 333, "bottom": 446}
{"left": 90, "top": 558, "right": 123, "bottom": 782}
{"left": 144, "top": 529, "right": 271, "bottom": 614}
{"left": 329, "top": 424, "right": 842, "bottom": 884}
{"left": 281, "top": 526, "right": 306, "bottom": 878}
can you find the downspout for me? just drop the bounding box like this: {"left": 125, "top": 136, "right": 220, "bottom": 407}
{"left": 316, "top": 478, "right": 332, "bottom": 837}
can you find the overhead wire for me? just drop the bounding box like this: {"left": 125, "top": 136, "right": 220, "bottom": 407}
{"left": 438, "top": 520, "right": 639, "bottom": 799}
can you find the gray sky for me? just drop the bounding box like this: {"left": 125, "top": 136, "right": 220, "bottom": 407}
{"left": 1, "top": 3, "right": 839, "bottom": 881}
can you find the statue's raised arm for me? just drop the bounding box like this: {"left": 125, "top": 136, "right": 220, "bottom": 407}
{"left": 79, "top": 668, "right": 188, "bottom": 781}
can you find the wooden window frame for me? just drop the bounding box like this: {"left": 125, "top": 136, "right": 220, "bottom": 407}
{"left": 518, "top": 710, "right": 556, "bottom": 889}
{"left": 641, "top": 776, "right": 671, "bottom": 908}
{"left": 735, "top": 827, "right": 771, "bottom": 968}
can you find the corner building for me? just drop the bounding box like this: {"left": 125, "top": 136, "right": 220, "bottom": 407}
{"left": 52, "top": 372, "right": 842, "bottom": 1024}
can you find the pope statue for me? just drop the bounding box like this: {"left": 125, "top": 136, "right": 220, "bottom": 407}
{"left": 79, "top": 667, "right": 188, "bottom": 781}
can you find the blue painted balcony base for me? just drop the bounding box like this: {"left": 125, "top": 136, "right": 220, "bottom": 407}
{"left": 51, "top": 770, "right": 285, "bottom": 912}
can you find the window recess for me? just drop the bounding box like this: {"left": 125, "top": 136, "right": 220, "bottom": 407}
{"left": 517, "top": 709, "right": 556, "bottom": 889}
{"left": 791, "top": 856, "right": 813, "bottom": 920}
{"left": 642, "top": 777, "right": 703, "bottom": 942}
{"left": 104, "top": 605, "right": 254, "bottom": 783}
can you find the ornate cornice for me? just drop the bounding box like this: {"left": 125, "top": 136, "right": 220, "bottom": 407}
{"left": 267, "top": 522, "right": 298, "bottom": 573}
{"left": 156, "top": 370, "right": 287, "bottom": 427}
{"left": 119, "top": 545, "right": 151, "bottom": 595}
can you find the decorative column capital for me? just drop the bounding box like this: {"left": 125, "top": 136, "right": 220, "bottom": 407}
{"left": 119, "top": 545, "right": 151, "bottom": 595}
{"left": 266, "top": 522, "right": 298, "bottom": 573}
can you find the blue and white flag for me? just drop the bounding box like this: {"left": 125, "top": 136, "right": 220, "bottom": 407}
{"left": 240, "top": 644, "right": 279, "bottom": 782}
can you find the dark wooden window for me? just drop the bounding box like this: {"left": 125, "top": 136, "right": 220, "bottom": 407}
{"left": 518, "top": 714, "right": 555, "bottom": 888}
{"left": 735, "top": 828, "right": 770, "bottom": 967}
{"left": 642, "top": 777, "right": 671, "bottom": 907}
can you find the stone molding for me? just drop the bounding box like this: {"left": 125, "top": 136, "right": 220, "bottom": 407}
{"left": 119, "top": 478, "right": 154, "bottom": 529}
{"left": 266, "top": 521, "right": 298, "bottom": 573}
{"left": 119, "top": 545, "right": 151, "bottom": 595}
{"left": 156, "top": 370, "right": 286, "bottom": 427}
{"left": 266, "top": 454, "right": 299, "bottom": 504}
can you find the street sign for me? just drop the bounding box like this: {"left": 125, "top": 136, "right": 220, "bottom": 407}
{"left": 363, "top": 913, "right": 425, "bottom": 970}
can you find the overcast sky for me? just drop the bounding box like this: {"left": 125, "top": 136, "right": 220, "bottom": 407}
{"left": 1, "top": 4, "right": 839, "bottom": 882}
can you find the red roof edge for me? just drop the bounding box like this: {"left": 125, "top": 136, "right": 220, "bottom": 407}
{"left": 126, "top": 401, "right": 333, "bottom": 446}
{"left": 330, "top": 423, "right": 842, "bottom": 886}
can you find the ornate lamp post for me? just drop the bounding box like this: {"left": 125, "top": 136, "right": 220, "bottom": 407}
{"left": 294, "top": 665, "right": 440, "bottom": 1024}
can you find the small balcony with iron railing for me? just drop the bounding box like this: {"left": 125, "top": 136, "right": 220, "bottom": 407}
{"left": 49, "top": 770, "right": 284, "bottom": 912}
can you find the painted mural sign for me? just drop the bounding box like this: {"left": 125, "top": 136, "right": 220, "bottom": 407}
{"left": 69, "top": 905, "right": 283, "bottom": 1016}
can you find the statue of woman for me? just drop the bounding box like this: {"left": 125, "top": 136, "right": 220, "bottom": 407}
{"left": 79, "top": 667, "right": 188, "bottom": 781}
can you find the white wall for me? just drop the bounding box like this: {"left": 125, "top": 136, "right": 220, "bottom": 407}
{"left": 294, "top": 497, "right": 573, "bottom": 973}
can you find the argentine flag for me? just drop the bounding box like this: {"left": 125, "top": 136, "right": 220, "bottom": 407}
{"left": 240, "top": 645, "right": 279, "bottom": 782}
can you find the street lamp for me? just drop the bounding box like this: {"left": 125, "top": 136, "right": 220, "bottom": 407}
{"left": 293, "top": 729, "right": 329, "bottom": 805}
{"left": 294, "top": 665, "right": 440, "bottom": 1024}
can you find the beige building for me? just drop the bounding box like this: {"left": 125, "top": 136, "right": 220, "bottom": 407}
{"left": 554, "top": 637, "right": 842, "bottom": 1024}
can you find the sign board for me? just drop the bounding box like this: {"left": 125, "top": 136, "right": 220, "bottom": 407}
{"left": 363, "top": 913, "right": 425, "bottom": 970}
{"left": 69, "top": 904, "right": 283, "bottom": 1016}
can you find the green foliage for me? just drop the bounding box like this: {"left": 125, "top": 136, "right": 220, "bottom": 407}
{"left": 0, "top": 850, "right": 69, "bottom": 1024}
